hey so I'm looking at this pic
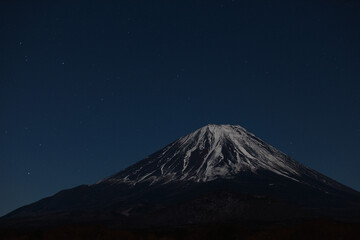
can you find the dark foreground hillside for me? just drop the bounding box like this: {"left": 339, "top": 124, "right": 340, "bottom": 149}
{"left": 1, "top": 219, "right": 360, "bottom": 240}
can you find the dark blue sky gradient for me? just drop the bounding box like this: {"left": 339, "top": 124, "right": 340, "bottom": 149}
{"left": 1, "top": 0, "right": 359, "bottom": 216}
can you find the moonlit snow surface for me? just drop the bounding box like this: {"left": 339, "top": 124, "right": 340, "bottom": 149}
{"left": 99, "top": 124, "right": 344, "bottom": 192}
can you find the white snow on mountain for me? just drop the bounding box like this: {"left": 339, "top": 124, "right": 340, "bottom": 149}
{"left": 98, "top": 124, "right": 345, "bottom": 192}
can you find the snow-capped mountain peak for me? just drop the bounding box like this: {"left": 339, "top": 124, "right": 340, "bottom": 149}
{"left": 101, "top": 124, "right": 310, "bottom": 185}
{"left": 5, "top": 124, "right": 358, "bottom": 223}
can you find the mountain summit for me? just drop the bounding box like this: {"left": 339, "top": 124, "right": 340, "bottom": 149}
{"left": 101, "top": 124, "right": 345, "bottom": 193}
{"left": 103, "top": 124, "right": 302, "bottom": 184}
{"left": 2, "top": 124, "right": 360, "bottom": 227}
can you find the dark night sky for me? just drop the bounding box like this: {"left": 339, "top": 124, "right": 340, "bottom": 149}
{"left": 1, "top": 0, "right": 359, "bottom": 216}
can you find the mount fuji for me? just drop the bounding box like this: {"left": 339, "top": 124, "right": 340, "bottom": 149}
{"left": 2, "top": 124, "right": 360, "bottom": 227}
{"left": 101, "top": 124, "right": 347, "bottom": 189}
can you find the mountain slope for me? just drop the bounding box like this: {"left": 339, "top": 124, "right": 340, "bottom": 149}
{"left": 2, "top": 124, "right": 360, "bottom": 225}
{"left": 101, "top": 124, "right": 352, "bottom": 194}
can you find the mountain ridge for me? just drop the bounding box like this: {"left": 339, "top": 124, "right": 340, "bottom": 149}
{"left": 99, "top": 124, "right": 350, "bottom": 194}
{"left": 2, "top": 124, "right": 359, "bottom": 225}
